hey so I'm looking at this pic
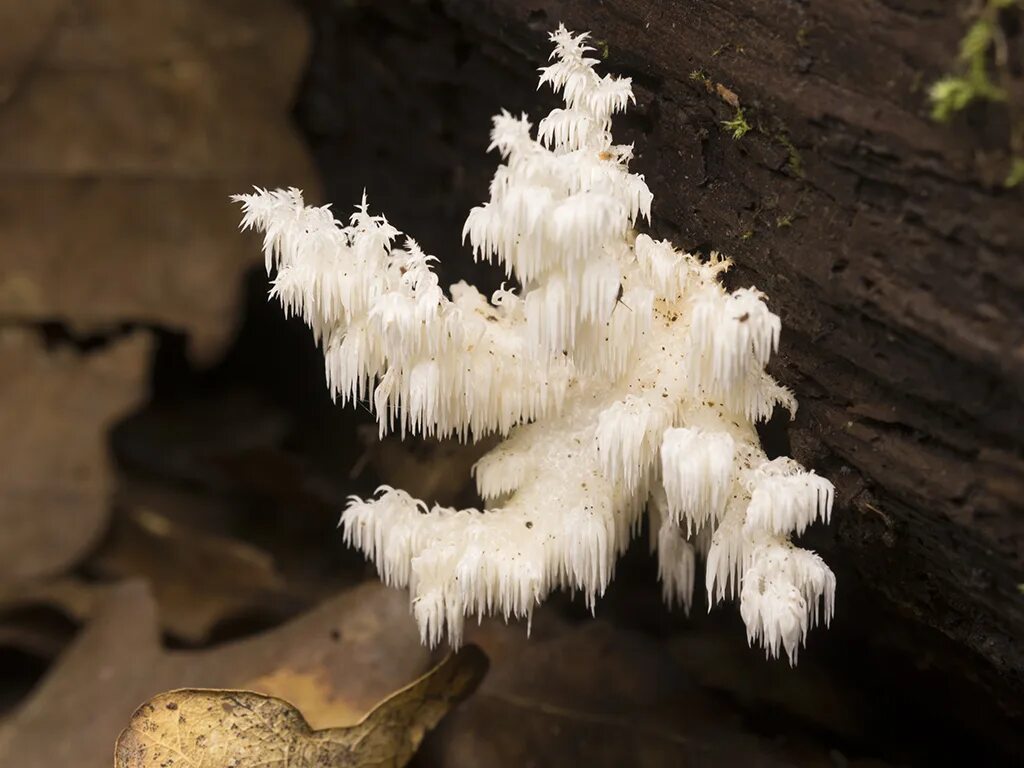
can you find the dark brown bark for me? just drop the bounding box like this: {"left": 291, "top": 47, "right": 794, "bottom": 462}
{"left": 297, "top": 0, "right": 1024, "bottom": 756}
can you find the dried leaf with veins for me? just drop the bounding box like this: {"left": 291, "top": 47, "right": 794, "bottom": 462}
{"left": 114, "top": 648, "right": 488, "bottom": 768}
{"left": 0, "top": 581, "right": 433, "bottom": 768}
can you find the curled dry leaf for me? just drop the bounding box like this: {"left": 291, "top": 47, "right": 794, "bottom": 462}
{"left": 0, "top": 581, "right": 434, "bottom": 768}
{"left": 114, "top": 648, "right": 488, "bottom": 768}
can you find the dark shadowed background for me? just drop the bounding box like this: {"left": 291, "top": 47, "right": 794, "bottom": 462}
{"left": 1, "top": 1, "right": 1022, "bottom": 766}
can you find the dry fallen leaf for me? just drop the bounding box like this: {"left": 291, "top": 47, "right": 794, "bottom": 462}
{"left": 114, "top": 648, "right": 487, "bottom": 768}
{"left": 0, "top": 578, "right": 99, "bottom": 661}
{"left": 0, "top": 581, "right": 434, "bottom": 768}
{"left": 0, "top": 0, "right": 319, "bottom": 361}
{"left": 0, "top": 503, "right": 305, "bottom": 651}
{"left": 89, "top": 507, "right": 298, "bottom": 644}
{"left": 0, "top": 330, "right": 151, "bottom": 587}
{"left": 714, "top": 82, "right": 740, "bottom": 108}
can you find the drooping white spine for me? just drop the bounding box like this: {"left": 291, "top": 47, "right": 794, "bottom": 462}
{"left": 649, "top": 488, "right": 697, "bottom": 613}
{"left": 744, "top": 458, "right": 834, "bottom": 538}
{"left": 237, "top": 24, "right": 837, "bottom": 664}
{"left": 596, "top": 396, "right": 661, "bottom": 493}
{"left": 660, "top": 427, "right": 735, "bottom": 535}
{"left": 739, "top": 543, "right": 836, "bottom": 664}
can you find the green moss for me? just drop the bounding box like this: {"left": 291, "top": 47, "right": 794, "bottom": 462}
{"left": 722, "top": 108, "right": 751, "bottom": 140}
{"left": 773, "top": 132, "right": 804, "bottom": 177}
{"left": 929, "top": 0, "right": 1017, "bottom": 122}
{"left": 689, "top": 69, "right": 711, "bottom": 86}
{"left": 930, "top": 76, "right": 994, "bottom": 121}
{"left": 929, "top": 0, "right": 1023, "bottom": 187}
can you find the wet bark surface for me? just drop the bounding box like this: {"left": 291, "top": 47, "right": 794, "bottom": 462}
{"left": 296, "top": 0, "right": 1024, "bottom": 760}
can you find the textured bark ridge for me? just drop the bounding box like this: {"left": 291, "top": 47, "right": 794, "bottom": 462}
{"left": 297, "top": 0, "right": 1024, "bottom": 747}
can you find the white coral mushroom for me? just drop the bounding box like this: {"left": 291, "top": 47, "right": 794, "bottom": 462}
{"left": 235, "top": 25, "right": 836, "bottom": 664}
